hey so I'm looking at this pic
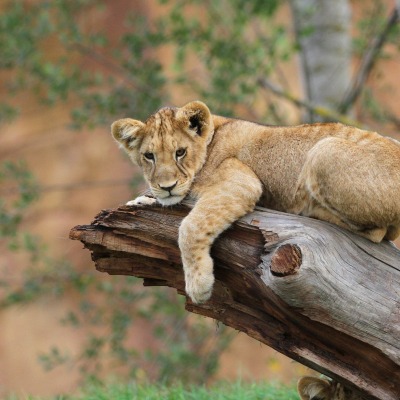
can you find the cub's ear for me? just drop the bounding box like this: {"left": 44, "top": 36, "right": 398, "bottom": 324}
{"left": 297, "top": 377, "right": 331, "bottom": 400}
{"left": 111, "top": 118, "right": 145, "bottom": 151}
{"left": 176, "top": 101, "right": 213, "bottom": 140}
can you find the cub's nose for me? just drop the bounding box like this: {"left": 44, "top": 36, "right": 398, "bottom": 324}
{"left": 159, "top": 181, "right": 177, "bottom": 193}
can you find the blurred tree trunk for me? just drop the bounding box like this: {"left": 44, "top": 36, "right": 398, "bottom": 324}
{"left": 290, "top": 0, "right": 352, "bottom": 121}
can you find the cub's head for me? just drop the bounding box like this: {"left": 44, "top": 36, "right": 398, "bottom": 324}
{"left": 297, "top": 377, "right": 363, "bottom": 400}
{"left": 111, "top": 101, "right": 213, "bottom": 206}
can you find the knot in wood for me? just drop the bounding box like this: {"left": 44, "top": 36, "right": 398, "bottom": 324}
{"left": 270, "top": 244, "right": 302, "bottom": 277}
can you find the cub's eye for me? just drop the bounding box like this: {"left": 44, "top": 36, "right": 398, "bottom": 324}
{"left": 143, "top": 152, "right": 155, "bottom": 161}
{"left": 175, "top": 148, "right": 186, "bottom": 159}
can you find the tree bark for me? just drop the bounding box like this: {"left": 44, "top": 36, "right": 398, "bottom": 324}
{"left": 70, "top": 201, "right": 400, "bottom": 400}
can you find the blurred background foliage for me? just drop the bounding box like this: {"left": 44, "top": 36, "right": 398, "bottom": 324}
{"left": 0, "top": 0, "right": 399, "bottom": 396}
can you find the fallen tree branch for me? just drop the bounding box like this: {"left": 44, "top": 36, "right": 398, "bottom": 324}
{"left": 70, "top": 201, "right": 400, "bottom": 400}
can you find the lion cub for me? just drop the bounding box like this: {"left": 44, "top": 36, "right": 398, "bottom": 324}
{"left": 298, "top": 377, "right": 364, "bottom": 399}
{"left": 112, "top": 101, "right": 400, "bottom": 303}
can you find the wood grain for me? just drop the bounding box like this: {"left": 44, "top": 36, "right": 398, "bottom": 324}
{"left": 70, "top": 201, "right": 400, "bottom": 400}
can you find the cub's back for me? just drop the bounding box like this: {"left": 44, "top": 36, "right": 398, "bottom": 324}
{"left": 212, "top": 120, "right": 376, "bottom": 211}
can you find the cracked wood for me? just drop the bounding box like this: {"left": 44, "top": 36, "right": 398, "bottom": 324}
{"left": 70, "top": 201, "right": 400, "bottom": 400}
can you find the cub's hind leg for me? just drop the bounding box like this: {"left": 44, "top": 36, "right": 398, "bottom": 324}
{"left": 293, "top": 136, "right": 400, "bottom": 242}
{"left": 296, "top": 198, "right": 354, "bottom": 230}
{"left": 291, "top": 144, "right": 358, "bottom": 234}
{"left": 385, "top": 225, "right": 400, "bottom": 241}
{"left": 357, "top": 227, "right": 387, "bottom": 243}
{"left": 303, "top": 201, "right": 388, "bottom": 242}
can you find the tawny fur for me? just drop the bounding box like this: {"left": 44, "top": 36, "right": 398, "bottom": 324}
{"left": 112, "top": 101, "right": 400, "bottom": 304}
{"left": 298, "top": 377, "right": 364, "bottom": 400}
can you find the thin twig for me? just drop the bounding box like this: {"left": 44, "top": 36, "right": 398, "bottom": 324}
{"left": 257, "top": 78, "right": 363, "bottom": 127}
{"left": 339, "top": 7, "right": 399, "bottom": 113}
{"left": 70, "top": 42, "right": 151, "bottom": 92}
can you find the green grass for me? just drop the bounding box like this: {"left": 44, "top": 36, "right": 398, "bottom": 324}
{"left": 18, "top": 381, "right": 299, "bottom": 400}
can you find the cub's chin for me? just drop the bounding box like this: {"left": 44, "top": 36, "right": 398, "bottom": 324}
{"left": 156, "top": 194, "right": 186, "bottom": 206}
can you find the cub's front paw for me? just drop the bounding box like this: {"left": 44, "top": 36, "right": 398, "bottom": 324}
{"left": 185, "top": 270, "right": 215, "bottom": 304}
{"left": 126, "top": 196, "right": 157, "bottom": 206}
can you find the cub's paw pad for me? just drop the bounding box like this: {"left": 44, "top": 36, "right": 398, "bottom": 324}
{"left": 126, "top": 196, "right": 157, "bottom": 206}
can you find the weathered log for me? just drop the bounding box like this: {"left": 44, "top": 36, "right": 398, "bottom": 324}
{"left": 69, "top": 200, "right": 400, "bottom": 400}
